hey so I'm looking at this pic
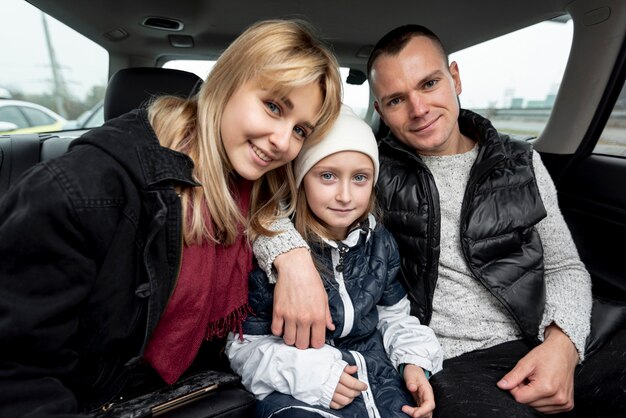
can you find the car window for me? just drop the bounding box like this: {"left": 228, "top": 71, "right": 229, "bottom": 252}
{"left": 163, "top": 60, "right": 371, "bottom": 119}
{"left": 450, "top": 17, "right": 573, "bottom": 140}
{"left": 0, "top": 107, "right": 29, "bottom": 128}
{"left": 82, "top": 104, "right": 105, "bottom": 129}
{"left": 21, "top": 107, "right": 56, "bottom": 126}
{"left": 594, "top": 78, "right": 626, "bottom": 157}
{"left": 2, "top": 0, "right": 108, "bottom": 133}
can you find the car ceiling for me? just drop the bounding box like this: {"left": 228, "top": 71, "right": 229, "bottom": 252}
{"left": 28, "top": 0, "right": 570, "bottom": 71}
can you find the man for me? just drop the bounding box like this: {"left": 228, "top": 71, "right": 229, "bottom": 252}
{"left": 365, "top": 24, "right": 625, "bottom": 417}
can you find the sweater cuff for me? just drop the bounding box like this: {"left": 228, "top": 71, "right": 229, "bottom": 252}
{"left": 539, "top": 303, "right": 589, "bottom": 363}
{"left": 319, "top": 359, "right": 348, "bottom": 408}
{"left": 396, "top": 355, "right": 437, "bottom": 377}
{"left": 398, "top": 363, "right": 432, "bottom": 380}
{"left": 252, "top": 217, "right": 309, "bottom": 283}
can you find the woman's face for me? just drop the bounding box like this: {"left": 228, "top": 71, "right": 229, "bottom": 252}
{"left": 221, "top": 79, "right": 323, "bottom": 181}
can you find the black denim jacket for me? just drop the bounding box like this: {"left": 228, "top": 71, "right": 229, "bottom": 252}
{"left": 0, "top": 110, "right": 198, "bottom": 416}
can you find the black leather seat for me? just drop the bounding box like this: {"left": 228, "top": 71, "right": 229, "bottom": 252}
{"left": 1, "top": 67, "right": 203, "bottom": 198}
{"left": 104, "top": 67, "right": 203, "bottom": 121}
{"left": 0, "top": 133, "right": 72, "bottom": 197}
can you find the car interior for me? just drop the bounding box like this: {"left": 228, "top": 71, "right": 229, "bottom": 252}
{"left": 1, "top": 0, "right": 625, "bottom": 415}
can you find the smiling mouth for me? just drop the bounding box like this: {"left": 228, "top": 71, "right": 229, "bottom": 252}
{"left": 411, "top": 116, "right": 439, "bottom": 132}
{"left": 251, "top": 143, "right": 272, "bottom": 162}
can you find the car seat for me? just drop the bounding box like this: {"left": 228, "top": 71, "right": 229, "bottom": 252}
{"left": 1, "top": 67, "right": 203, "bottom": 198}
{"left": 103, "top": 67, "right": 203, "bottom": 121}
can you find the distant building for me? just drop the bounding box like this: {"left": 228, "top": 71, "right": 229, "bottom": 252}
{"left": 526, "top": 100, "right": 546, "bottom": 108}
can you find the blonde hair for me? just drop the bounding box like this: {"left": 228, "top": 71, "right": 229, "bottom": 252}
{"left": 149, "top": 19, "right": 342, "bottom": 245}
{"left": 294, "top": 179, "right": 378, "bottom": 243}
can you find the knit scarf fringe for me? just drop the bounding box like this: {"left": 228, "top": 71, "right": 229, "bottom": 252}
{"left": 205, "top": 302, "right": 253, "bottom": 340}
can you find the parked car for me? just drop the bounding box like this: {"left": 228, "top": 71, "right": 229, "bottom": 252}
{"left": 74, "top": 99, "right": 104, "bottom": 129}
{"left": 0, "top": 99, "right": 71, "bottom": 134}
{"left": 1, "top": 0, "right": 625, "bottom": 416}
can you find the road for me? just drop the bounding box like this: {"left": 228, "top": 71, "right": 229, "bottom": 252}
{"left": 490, "top": 118, "right": 626, "bottom": 156}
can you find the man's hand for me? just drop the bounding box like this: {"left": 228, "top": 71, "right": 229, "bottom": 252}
{"left": 272, "top": 247, "right": 334, "bottom": 349}
{"left": 401, "top": 364, "right": 435, "bottom": 418}
{"left": 497, "top": 324, "right": 579, "bottom": 414}
{"left": 330, "top": 365, "right": 367, "bottom": 409}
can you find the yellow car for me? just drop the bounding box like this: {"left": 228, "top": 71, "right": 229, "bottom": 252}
{"left": 0, "top": 99, "right": 70, "bottom": 134}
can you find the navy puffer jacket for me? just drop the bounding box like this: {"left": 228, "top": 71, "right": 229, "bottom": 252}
{"left": 229, "top": 216, "right": 442, "bottom": 417}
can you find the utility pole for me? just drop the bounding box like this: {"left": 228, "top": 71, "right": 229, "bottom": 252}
{"left": 41, "top": 12, "right": 68, "bottom": 118}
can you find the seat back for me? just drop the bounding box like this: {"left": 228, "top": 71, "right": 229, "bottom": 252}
{"left": 103, "top": 67, "right": 203, "bottom": 121}
{"left": 0, "top": 67, "right": 202, "bottom": 198}
{"left": 1, "top": 67, "right": 203, "bottom": 199}
{"left": 369, "top": 111, "right": 390, "bottom": 141}
{"left": 0, "top": 134, "right": 74, "bottom": 198}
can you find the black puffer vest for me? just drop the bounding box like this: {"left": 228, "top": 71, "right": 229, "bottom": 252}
{"left": 376, "top": 110, "right": 547, "bottom": 340}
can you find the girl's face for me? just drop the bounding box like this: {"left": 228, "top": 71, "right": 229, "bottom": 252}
{"left": 303, "top": 151, "right": 374, "bottom": 239}
{"left": 221, "top": 79, "right": 323, "bottom": 180}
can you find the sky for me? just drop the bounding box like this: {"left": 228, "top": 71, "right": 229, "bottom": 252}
{"left": 1, "top": 0, "right": 108, "bottom": 100}
{"left": 2, "top": 0, "right": 573, "bottom": 108}
{"left": 450, "top": 20, "right": 573, "bottom": 109}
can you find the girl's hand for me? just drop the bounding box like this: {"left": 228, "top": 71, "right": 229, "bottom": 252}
{"left": 402, "top": 364, "right": 435, "bottom": 418}
{"left": 330, "top": 365, "right": 367, "bottom": 409}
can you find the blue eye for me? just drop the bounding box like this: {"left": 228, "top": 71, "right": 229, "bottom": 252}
{"left": 388, "top": 97, "right": 401, "bottom": 107}
{"left": 321, "top": 172, "right": 334, "bottom": 180}
{"left": 266, "top": 101, "right": 280, "bottom": 114}
{"left": 424, "top": 79, "right": 438, "bottom": 89}
{"left": 294, "top": 125, "right": 308, "bottom": 139}
{"left": 354, "top": 174, "right": 367, "bottom": 182}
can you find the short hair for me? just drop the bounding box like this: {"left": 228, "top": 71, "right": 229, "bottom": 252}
{"left": 367, "top": 24, "right": 448, "bottom": 79}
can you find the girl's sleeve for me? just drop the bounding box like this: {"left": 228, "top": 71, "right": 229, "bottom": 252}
{"left": 376, "top": 227, "right": 443, "bottom": 374}
{"left": 377, "top": 297, "right": 443, "bottom": 374}
{"left": 226, "top": 333, "right": 347, "bottom": 407}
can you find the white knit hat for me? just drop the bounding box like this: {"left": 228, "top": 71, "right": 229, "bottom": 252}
{"left": 294, "top": 105, "right": 379, "bottom": 186}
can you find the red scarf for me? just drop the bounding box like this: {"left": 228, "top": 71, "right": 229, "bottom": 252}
{"left": 144, "top": 178, "right": 253, "bottom": 384}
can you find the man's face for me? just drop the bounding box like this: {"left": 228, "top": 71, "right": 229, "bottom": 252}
{"left": 371, "top": 36, "right": 463, "bottom": 156}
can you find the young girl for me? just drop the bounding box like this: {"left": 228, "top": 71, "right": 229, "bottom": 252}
{"left": 0, "top": 19, "right": 341, "bottom": 416}
{"left": 227, "top": 105, "right": 443, "bottom": 418}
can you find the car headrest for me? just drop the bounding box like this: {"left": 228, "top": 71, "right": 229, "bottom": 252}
{"left": 369, "top": 111, "right": 390, "bottom": 141}
{"left": 103, "top": 67, "right": 203, "bottom": 121}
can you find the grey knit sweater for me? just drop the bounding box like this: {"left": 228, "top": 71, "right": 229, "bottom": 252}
{"left": 254, "top": 145, "right": 592, "bottom": 360}
{"left": 420, "top": 145, "right": 591, "bottom": 360}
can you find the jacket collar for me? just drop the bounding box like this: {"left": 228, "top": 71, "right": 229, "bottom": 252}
{"left": 72, "top": 109, "right": 199, "bottom": 189}
{"left": 322, "top": 214, "right": 376, "bottom": 249}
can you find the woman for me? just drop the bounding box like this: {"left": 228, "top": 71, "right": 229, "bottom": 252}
{"left": 0, "top": 19, "right": 341, "bottom": 416}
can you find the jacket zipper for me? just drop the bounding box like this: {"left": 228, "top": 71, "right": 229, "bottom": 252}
{"left": 459, "top": 149, "right": 525, "bottom": 334}
{"left": 332, "top": 243, "right": 354, "bottom": 338}
{"left": 351, "top": 350, "right": 381, "bottom": 418}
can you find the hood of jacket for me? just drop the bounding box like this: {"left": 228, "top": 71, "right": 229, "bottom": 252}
{"left": 70, "top": 109, "right": 198, "bottom": 190}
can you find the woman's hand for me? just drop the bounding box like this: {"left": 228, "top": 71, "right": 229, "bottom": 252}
{"left": 330, "top": 365, "right": 367, "bottom": 409}
{"left": 272, "top": 247, "right": 334, "bottom": 349}
{"left": 402, "top": 364, "right": 435, "bottom": 418}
